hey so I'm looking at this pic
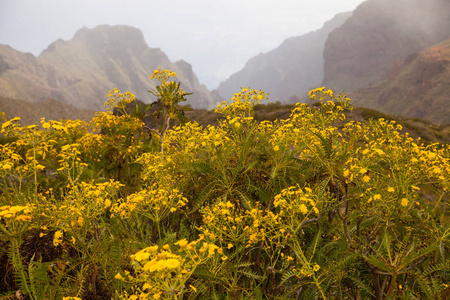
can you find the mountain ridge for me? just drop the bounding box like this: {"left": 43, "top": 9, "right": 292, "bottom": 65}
{"left": 0, "top": 25, "right": 222, "bottom": 111}
{"left": 323, "top": 0, "right": 450, "bottom": 92}
{"left": 217, "top": 12, "right": 352, "bottom": 102}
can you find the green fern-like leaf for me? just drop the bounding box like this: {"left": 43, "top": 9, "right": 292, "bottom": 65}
{"left": 347, "top": 275, "right": 375, "bottom": 298}
{"left": 237, "top": 268, "right": 263, "bottom": 281}
{"left": 279, "top": 269, "right": 298, "bottom": 287}
{"left": 0, "top": 292, "right": 16, "bottom": 300}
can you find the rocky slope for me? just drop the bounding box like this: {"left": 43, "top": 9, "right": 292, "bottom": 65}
{"left": 0, "top": 25, "right": 221, "bottom": 111}
{"left": 323, "top": 0, "right": 450, "bottom": 92}
{"left": 217, "top": 12, "right": 351, "bottom": 102}
{"left": 350, "top": 38, "right": 450, "bottom": 124}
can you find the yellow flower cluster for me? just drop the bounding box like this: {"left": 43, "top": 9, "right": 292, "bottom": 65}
{"left": 199, "top": 200, "right": 279, "bottom": 248}
{"left": 0, "top": 205, "right": 34, "bottom": 222}
{"left": 56, "top": 143, "right": 88, "bottom": 184}
{"left": 0, "top": 73, "right": 448, "bottom": 298}
{"left": 113, "top": 185, "right": 187, "bottom": 222}
{"left": 0, "top": 116, "right": 21, "bottom": 134}
{"left": 274, "top": 186, "right": 320, "bottom": 219}
{"left": 105, "top": 88, "right": 136, "bottom": 112}
{"left": 116, "top": 239, "right": 219, "bottom": 300}
{"left": 215, "top": 87, "right": 268, "bottom": 118}
{"left": 149, "top": 68, "right": 177, "bottom": 82}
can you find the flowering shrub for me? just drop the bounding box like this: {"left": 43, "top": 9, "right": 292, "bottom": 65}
{"left": 0, "top": 71, "right": 449, "bottom": 299}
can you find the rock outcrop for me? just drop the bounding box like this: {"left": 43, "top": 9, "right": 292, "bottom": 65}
{"left": 322, "top": 0, "right": 450, "bottom": 92}
{"left": 350, "top": 38, "right": 450, "bottom": 124}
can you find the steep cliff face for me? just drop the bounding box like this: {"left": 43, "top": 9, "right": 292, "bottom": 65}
{"left": 0, "top": 25, "right": 221, "bottom": 111}
{"left": 350, "top": 38, "right": 450, "bottom": 124}
{"left": 217, "top": 12, "right": 351, "bottom": 102}
{"left": 323, "top": 0, "right": 450, "bottom": 92}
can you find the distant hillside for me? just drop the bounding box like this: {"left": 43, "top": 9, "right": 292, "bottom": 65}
{"left": 323, "top": 0, "right": 450, "bottom": 92}
{"left": 217, "top": 12, "right": 351, "bottom": 102}
{"left": 0, "top": 25, "right": 221, "bottom": 111}
{"left": 0, "top": 96, "right": 95, "bottom": 126}
{"left": 186, "top": 103, "right": 450, "bottom": 144}
{"left": 350, "top": 38, "right": 450, "bottom": 124}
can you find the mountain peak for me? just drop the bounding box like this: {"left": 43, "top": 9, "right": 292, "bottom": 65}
{"left": 72, "top": 25, "right": 149, "bottom": 55}
{"left": 0, "top": 25, "right": 221, "bottom": 112}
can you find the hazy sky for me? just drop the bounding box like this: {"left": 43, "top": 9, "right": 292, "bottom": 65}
{"left": 0, "top": 0, "right": 366, "bottom": 89}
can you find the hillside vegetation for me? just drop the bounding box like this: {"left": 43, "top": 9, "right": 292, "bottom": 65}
{"left": 187, "top": 102, "right": 450, "bottom": 144}
{"left": 350, "top": 38, "right": 450, "bottom": 124}
{"left": 0, "top": 71, "right": 449, "bottom": 299}
{"left": 0, "top": 96, "right": 95, "bottom": 126}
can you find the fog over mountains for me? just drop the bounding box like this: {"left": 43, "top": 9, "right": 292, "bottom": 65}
{"left": 219, "top": 0, "right": 450, "bottom": 123}
{"left": 0, "top": 0, "right": 449, "bottom": 124}
{"left": 323, "top": 0, "right": 450, "bottom": 92}
{"left": 217, "top": 12, "right": 352, "bottom": 103}
{"left": 0, "top": 25, "right": 221, "bottom": 111}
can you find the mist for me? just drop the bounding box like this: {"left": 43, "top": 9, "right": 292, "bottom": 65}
{"left": 0, "top": 0, "right": 366, "bottom": 89}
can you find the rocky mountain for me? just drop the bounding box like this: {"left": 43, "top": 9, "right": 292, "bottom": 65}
{"left": 323, "top": 0, "right": 450, "bottom": 92}
{"left": 217, "top": 12, "right": 352, "bottom": 102}
{"left": 350, "top": 38, "right": 450, "bottom": 124}
{"left": 0, "top": 25, "right": 221, "bottom": 111}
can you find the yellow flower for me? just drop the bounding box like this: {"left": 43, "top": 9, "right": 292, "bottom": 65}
{"left": 362, "top": 175, "right": 370, "bottom": 183}
{"left": 153, "top": 293, "right": 162, "bottom": 299}
{"left": 114, "top": 273, "right": 123, "bottom": 280}
{"left": 104, "top": 199, "right": 112, "bottom": 207}
{"left": 401, "top": 198, "right": 409, "bottom": 207}
{"left": 299, "top": 204, "right": 308, "bottom": 214}
{"left": 15, "top": 215, "right": 31, "bottom": 222}
{"left": 387, "top": 187, "right": 395, "bottom": 193}
{"left": 134, "top": 252, "right": 150, "bottom": 262}
{"left": 166, "top": 258, "right": 180, "bottom": 269}
{"left": 313, "top": 264, "right": 320, "bottom": 272}
{"left": 274, "top": 145, "right": 280, "bottom": 151}
{"left": 208, "top": 244, "right": 219, "bottom": 256}
{"left": 190, "top": 285, "right": 197, "bottom": 292}
{"left": 53, "top": 230, "right": 63, "bottom": 247}
{"left": 175, "top": 239, "right": 188, "bottom": 248}
{"left": 149, "top": 245, "right": 158, "bottom": 252}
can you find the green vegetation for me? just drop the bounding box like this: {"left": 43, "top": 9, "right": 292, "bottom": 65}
{"left": 0, "top": 71, "right": 449, "bottom": 299}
